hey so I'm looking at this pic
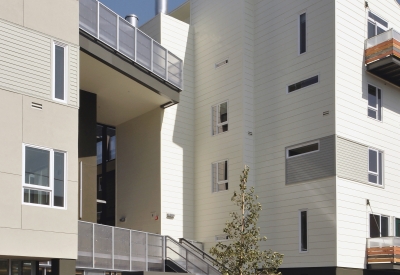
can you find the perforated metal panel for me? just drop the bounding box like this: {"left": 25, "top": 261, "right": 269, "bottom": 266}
{"left": 168, "top": 51, "right": 182, "bottom": 88}
{"left": 79, "top": 0, "right": 98, "bottom": 37}
{"left": 114, "top": 228, "right": 130, "bottom": 270}
{"left": 94, "top": 224, "right": 113, "bottom": 269}
{"left": 136, "top": 30, "right": 152, "bottom": 70}
{"left": 99, "top": 3, "right": 117, "bottom": 48}
{"left": 118, "top": 18, "right": 135, "bottom": 60}
{"left": 153, "top": 42, "right": 167, "bottom": 78}
{"left": 77, "top": 222, "right": 94, "bottom": 268}
{"left": 147, "top": 234, "right": 163, "bottom": 271}
{"left": 131, "top": 231, "right": 146, "bottom": 271}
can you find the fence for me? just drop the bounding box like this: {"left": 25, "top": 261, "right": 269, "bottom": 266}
{"left": 365, "top": 28, "right": 400, "bottom": 49}
{"left": 79, "top": 0, "right": 183, "bottom": 89}
{"left": 77, "top": 221, "right": 164, "bottom": 272}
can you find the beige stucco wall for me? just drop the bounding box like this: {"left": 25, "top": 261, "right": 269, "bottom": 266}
{"left": 0, "top": 0, "right": 78, "bottom": 44}
{"left": 116, "top": 108, "right": 162, "bottom": 234}
{"left": 0, "top": 90, "right": 78, "bottom": 259}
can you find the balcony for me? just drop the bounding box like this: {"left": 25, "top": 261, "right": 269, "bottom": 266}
{"left": 79, "top": 0, "right": 183, "bottom": 90}
{"left": 367, "top": 237, "right": 400, "bottom": 270}
{"left": 365, "top": 29, "right": 400, "bottom": 87}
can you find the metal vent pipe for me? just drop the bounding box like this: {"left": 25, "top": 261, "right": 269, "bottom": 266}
{"left": 125, "top": 14, "right": 139, "bottom": 28}
{"left": 156, "top": 0, "right": 168, "bottom": 15}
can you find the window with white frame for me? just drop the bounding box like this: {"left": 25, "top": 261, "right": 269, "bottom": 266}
{"left": 53, "top": 41, "right": 68, "bottom": 103}
{"left": 369, "top": 214, "right": 389, "bottom": 237}
{"left": 368, "top": 84, "right": 382, "bottom": 121}
{"left": 212, "top": 160, "right": 228, "bottom": 192}
{"left": 368, "top": 148, "right": 383, "bottom": 185}
{"left": 367, "top": 11, "right": 388, "bottom": 39}
{"left": 23, "top": 145, "right": 66, "bottom": 207}
{"left": 212, "top": 102, "right": 228, "bottom": 135}
{"left": 395, "top": 217, "right": 400, "bottom": 237}
{"left": 299, "top": 210, "right": 308, "bottom": 252}
{"left": 299, "top": 13, "right": 306, "bottom": 54}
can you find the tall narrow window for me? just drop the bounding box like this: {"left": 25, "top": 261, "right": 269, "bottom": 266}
{"left": 212, "top": 160, "right": 228, "bottom": 192}
{"left": 395, "top": 218, "right": 400, "bottom": 237}
{"left": 212, "top": 102, "right": 228, "bottom": 135}
{"left": 53, "top": 42, "right": 67, "bottom": 102}
{"left": 299, "top": 210, "right": 308, "bottom": 252}
{"left": 368, "top": 148, "right": 383, "bottom": 185}
{"left": 367, "top": 11, "right": 388, "bottom": 38}
{"left": 368, "top": 84, "right": 382, "bottom": 121}
{"left": 299, "top": 13, "right": 306, "bottom": 54}
{"left": 369, "top": 214, "right": 389, "bottom": 237}
{"left": 23, "top": 145, "right": 66, "bottom": 208}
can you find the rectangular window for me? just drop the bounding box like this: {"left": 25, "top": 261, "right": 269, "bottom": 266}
{"left": 53, "top": 41, "right": 68, "bottom": 102}
{"left": 368, "top": 148, "right": 383, "bottom": 185}
{"left": 299, "top": 13, "right": 306, "bottom": 54}
{"left": 23, "top": 145, "right": 66, "bottom": 208}
{"left": 212, "top": 102, "right": 228, "bottom": 135}
{"left": 395, "top": 218, "right": 400, "bottom": 237}
{"left": 368, "top": 84, "right": 382, "bottom": 121}
{"left": 299, "top": 210, "right": 308, "bottom": 252}
{"left": 288, "top": 75, "right": 318, "bottom": 93}
{"left": 212, "top": 160, "right": 228, "bottom": 192}
{"left": 368, "top": 11, "right": 388, "bottom": 38}
{"left": 287, "top": 142, "right": 319, "bottom": 158}
{"left": 369, "top": 214, "right": 389, "bottom": 237}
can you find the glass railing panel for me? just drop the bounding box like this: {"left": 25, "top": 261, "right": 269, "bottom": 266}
{"left": 118, "top": 18, "right": 136, "bottom": 60}
{"left": 168, "top": 51, "right": 183, "bottom": 88}
{"left": 367, "top": 236, "right": 400, "bottom": 248}
{"left": 99, "top": 3, "right": 118, "bottom": 49}
{"left": 77, "top": 222, "right": 94, "bottom": 268}
{"left": 131, "top": 231, "right": 146, "bottom": 271}
{"left": 136, "top": 30, "right": 152, "bottom": 70}
{"left": 114, "top": 227, "right": 130, "bottom": 270}
{"left": 79, "top": 0, "right": 98, "bottom": 37}
{"left": 365, "top": 29, "right": 393, "bottom": 49}
{"left": 94, "top": 224, "right": 113, "bottom": 269}
{"left": 153, "top": 42, "right": 167, "bottom": 78}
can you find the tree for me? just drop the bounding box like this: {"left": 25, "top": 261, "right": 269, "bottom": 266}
{"left": 209, "top": 166, "right": 283, "bottom": 275}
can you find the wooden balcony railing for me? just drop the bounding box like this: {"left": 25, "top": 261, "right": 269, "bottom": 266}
{"left": 367, "top": 237, "right": 400, "bottom": 264}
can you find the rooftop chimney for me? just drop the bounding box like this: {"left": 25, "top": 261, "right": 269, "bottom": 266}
{"left": 156, "top": 0, "right": 168, "bottom": 15}
{"left": 125, "top": 14, "right": 139, "bottom": 28}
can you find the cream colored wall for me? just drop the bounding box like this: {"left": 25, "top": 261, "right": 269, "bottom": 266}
{"left": 116, "top": 108, "right": 162, "bottom": 234}
{"left": 139, "top": 14, "right": 161, "bottom": 43}
{"left": 335, "top": 0, "right": 400, "bottom": 269}
{"left": 0, "top": 19, "right": 79, "bottom": 108}
{"left": 0, "top": 0, "right": 78, "bottom": 44}
{"left": 253, "top": 0, "right": 336, "bottom": 267}
{"left": 0, "top": 89, "right": 78, "bottom": 259}
{"left": 158, "top": 14, "right": 195, "bottom": 240}
{"left": 191, "top": 0, "right": 252, "bottom": 249}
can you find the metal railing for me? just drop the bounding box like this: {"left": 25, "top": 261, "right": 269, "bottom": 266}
{"left": 365, "top": 28, "right": 400, "bottom": 49}
{"left": 77, "top": 221, "right": 164, "bottom": 272}
{"left": 166, "top": 237, "right": 220, "bottom": 275}
{"left": 79, "top": 0, "right": 183, "bottom": 89}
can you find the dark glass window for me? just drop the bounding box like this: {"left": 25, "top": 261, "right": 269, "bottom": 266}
{"left": 368, "top": 12, "right": 388, "bottom": 27}
{"left": 299, "top": 13, "right": 306, "bottom": 54}
{"left": 368, "top": 149, "right": 383, "bottom": 185}
{"left": 288, "top": 143, "right": 319, "bottom": 157}
{"left": 54, "top": 45, "right": 65, "bottom": 100}
{"left": 370, "top": 214, "right": 389, "bottom": 237}
{"left": 288, "top": 76, "right": 318, "bottom": 93}
{"left": 395, "top": 218, "right": 400, "bottom": 237}
{"left": 300, "top": 211, "right": 307, "bottom": 251}
{"left": 368, "top": 85, "right": 381, "bottom": 121}
{"left": 54, "top": 152, "right": 65, "bottom": 207}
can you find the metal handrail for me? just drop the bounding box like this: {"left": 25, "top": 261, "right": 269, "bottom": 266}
{"left": 166, "top": 247, "right": 207, "bottom": 273}
{"left": 166, "top": 236, "right": 220, "bottom": 275}
{"left": 79, "top": 0, "right": 183, "bottom": 89}
{"left": 180, "top": 238, "right": 216, "bottom": 262}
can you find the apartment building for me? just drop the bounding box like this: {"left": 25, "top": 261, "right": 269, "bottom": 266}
{"left": 1, "top": 0, "right": 400, "bottom": 275}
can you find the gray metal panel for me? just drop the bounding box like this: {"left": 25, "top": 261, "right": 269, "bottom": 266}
{"left": 337, "top": 137, "right": 368, "bottom": 184}
{"left": 286, "top": 135, "right": 335, "bottom": 185}
{"left": 77, "top": 222, "right": 93, "bottom": 268}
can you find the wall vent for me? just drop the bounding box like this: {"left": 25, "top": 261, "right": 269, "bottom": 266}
{"left": 323, "top": 111, "right": 329, "bottom": 116}
{"left": 215, "top": 59, "right": 229, "bottom": 69}
{"left": 31, "top": 102, "right": 43, "bottom": 110}
{"left": 215, "top": 234, "right": 229, "bottom": 241}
